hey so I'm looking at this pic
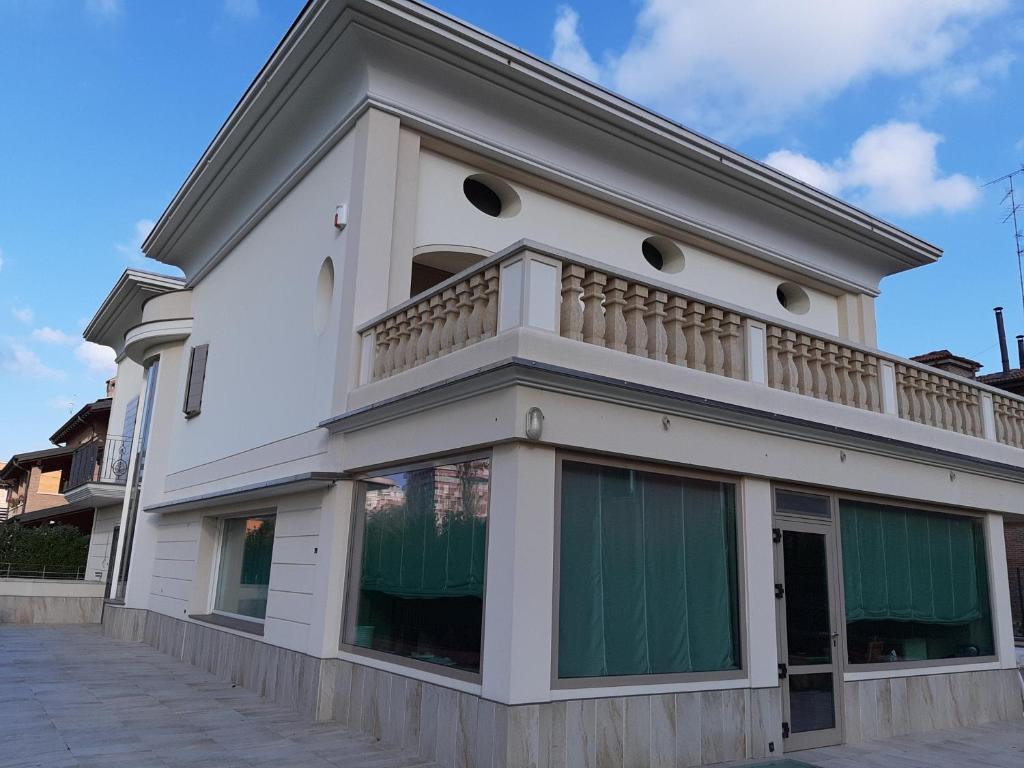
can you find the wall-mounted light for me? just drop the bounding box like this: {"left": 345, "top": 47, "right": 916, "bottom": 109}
{"left": 525, "top": 407, "right": 544, "bottom": 440}
{"left": 334, "top": 204, "right": 348, "bottom": 230}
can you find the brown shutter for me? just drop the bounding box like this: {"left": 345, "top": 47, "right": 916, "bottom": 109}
{"left": 183, "top": 344, "right": 209, "bottom": 418}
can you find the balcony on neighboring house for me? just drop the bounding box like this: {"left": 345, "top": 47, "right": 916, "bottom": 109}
{"left": 61, "top": 436, "right": 133, "bottom": 506}
{"left": 339, "top": 241, "right": 1024, "bottom": 475}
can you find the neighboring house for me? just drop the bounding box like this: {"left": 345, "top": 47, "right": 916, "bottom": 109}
{"left": 0, "top": 463, "right": 7, "bottom": 521}
{"left": 93, "top": 2, "right": 1022, "bottom": 766}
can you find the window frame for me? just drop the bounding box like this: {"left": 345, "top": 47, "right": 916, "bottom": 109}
{"left": 339, "top": 451, "right": 492, "bottom": 683}
{"left": 208, "top": 509, "right": 277, "bottom": 625}
{"left": 551, "top": 451, "right": 748, "bottom": 690}
{"left": 773, "top": 481, "right": 999, "bottom": 673}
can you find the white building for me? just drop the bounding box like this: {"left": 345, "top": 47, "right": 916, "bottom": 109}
{"left": 93, "top": 1, "right": 1023, "bottom": 765}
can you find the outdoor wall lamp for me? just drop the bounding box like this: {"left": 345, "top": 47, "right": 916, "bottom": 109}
{"left": 525, "top": 407, "right": 544, "bottom": 440}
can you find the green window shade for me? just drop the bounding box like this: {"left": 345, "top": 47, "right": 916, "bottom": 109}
{"left": 360, "top": 466, "right": 488, "bottom": 599}
{"left": 558, "top": 462, "right": 740, "bottom": 679}
{"left": 840, "top": 501, "right": 987, "bottom": 624}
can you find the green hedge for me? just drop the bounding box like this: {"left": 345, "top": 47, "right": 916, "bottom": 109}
{"left": 0, "top": 523, "right": 89, "bottom": 577}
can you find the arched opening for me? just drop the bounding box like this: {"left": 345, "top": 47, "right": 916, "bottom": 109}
{"left": 410, "top": 249, "right": 489, "bottom": 297}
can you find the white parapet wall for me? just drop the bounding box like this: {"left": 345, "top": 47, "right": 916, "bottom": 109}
{"left": 0, "top": 579, "right": 107, "bottom": 624}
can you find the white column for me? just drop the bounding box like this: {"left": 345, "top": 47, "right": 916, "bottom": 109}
{"left": 498, "top": 251, "right": 561, "bottom": 334}
{"left": 743, "top": 319, "right": 767, "bottom": 385}
{"left": 981, "top": 392, "right": 997, "bottom": 441}
{"left": 481, "top": 443, "right": 556, "bottom": 705}
{"left": 742, "top": 477, "right": 779, "bottom": 688}
{"left": 985, "top": 513, "right": 1018, "bottom": 669}
{"left": 308, "top": 481, "right": 355, "bottom": 658}
{"left": 879, "top": 360, "right": 899, "bottom": 416}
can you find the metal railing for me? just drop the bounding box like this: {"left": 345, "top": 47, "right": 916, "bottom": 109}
{"left": 0, "top": 562, "right": 86, "bottom": 580}
{"left": 64, "top": 436, "right": 133, "bottom": 492}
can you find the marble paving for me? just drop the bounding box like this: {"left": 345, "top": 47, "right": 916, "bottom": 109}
{"left": 0, "top": 624, "right": 1021, "bottom": 767}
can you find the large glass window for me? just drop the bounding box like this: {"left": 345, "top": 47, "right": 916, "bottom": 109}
{"left": 345, "top": 458, "right": 490, "bottom": 674}
{"left": 558, "top": 460, "right": 741, "bottom": 679}
{"left": 214, "top": 514, "right": 276, "bottom": 621}
{"left": 840, "top": 500, "right": 994, "bottom": 664}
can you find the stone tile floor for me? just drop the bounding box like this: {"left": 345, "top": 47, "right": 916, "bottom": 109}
{"left": 0, "top": 624, "right": 1021, "bottom": 767}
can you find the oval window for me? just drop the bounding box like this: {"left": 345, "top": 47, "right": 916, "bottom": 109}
{"left": 776, "top": 282, "right": 810, "bottom": 315}
{"left": 641, "top": 236, "right": 685, "bottom": 274}
{"left": 463, "top": 174, "right": 521, "bottom": 218}
{"left": 313, "top": 257, "right": 334, "bottom": 334}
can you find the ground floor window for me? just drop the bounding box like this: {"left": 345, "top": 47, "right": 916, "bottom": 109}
{"left": 345, "top": 457, "right": 490, "bottom": 674}
{"left": 214, "top": 514, "right": 276, "bottom": 621}
{"left": 840, "top": 500, "right": 994, "bottom": 664}
{"left": 557, "top": 459, "right": 741, "bottom": 679}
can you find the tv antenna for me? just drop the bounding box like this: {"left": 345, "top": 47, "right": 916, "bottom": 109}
{"left": 985, "top": 166, "right": 1024, "bottom": 315}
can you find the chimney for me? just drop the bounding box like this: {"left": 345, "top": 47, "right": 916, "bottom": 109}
{"left": 105, "top": 377, "right": 116, "bottom": 398}
{"left": 1017, "top": 335, "right": 1024, "bottom": 369}
{"left": 995, "top": 307, "right": 1010, "bottom": 373}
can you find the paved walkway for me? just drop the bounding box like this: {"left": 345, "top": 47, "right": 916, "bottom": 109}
{"left": 0, "top": 624, "right": 434, "bottom": 768}
{"left": 0, "top": 624, "right": 1021, "bottom": 767}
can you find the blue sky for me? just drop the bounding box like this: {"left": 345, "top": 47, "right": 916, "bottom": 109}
{"left": 0, "top": 0, "right": 1022, "bottom": 459}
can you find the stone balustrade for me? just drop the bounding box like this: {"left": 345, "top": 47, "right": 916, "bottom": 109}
{"left": 357, "top": 244, "right": 1024, "bottom": 452}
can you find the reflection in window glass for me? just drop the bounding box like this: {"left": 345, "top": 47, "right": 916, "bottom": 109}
{"left": 558, "top": 461, "right": 741, "bottom": 679}
{"left": 841, "top": 501, "right": 994, "bottom": 663}
{"left": 214, "top": 515, "right": 275, "bottom": 621}
{"left": 348, "top": 459, "right": 490, "bottom": 673}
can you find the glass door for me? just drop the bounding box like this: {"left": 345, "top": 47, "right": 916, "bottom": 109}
{"left": 774, "top": 498, "right": 844, "bottom": 751}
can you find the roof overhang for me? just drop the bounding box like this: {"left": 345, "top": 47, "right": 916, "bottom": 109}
{"left": 142, "top": 0, "right": 940, "bottom": 294}
{"left": 49, "top": 398, "right": 111, "bottom": 445}
{"left": 144, "top": 472, "right": 345, "bottom": 514}
{"left": 83, "top": 269, "right": 186, "bottom": 356}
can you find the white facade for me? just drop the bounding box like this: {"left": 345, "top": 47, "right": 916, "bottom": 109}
{"left": 88, "top": 2, "right": 1023, "bottom": 765}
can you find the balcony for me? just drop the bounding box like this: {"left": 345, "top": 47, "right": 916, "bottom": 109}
{"left": 345, "top": 241, "right": 1024, "bottom": 472}
{"left": 62, "top": 436, "right": 133, "bottom": 507}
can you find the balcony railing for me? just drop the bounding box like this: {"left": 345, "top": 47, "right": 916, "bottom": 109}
{"left": 357, "top": 243, "right": 1024, "bottom": 450}
{"left": 65, "top": 436, "right": 133, "bottom": 492}
{"left": 0, "top": 562, "right": 85, "bottom": 580}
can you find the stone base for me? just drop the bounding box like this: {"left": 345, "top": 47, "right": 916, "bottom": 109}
{"left": 0, "top": 594, "right": 103, "bottom": 624}
{"left": 844, "top": 669, "right": 1023, "bottom": 742}
{"left": 100, "top": 607, "right": 1024, "bottom": 768}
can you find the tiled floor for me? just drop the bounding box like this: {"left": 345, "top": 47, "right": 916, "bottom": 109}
{"left": 0, "top": 624, "right": 435, "bottom": 768}
{"left": 1, "top": 624, "right": 1021, "bottom": 768}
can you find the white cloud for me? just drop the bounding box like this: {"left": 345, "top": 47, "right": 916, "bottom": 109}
{"left": 115, "top": 218, "right": 155, "bottom": 263}
{"left": 552, "top": 7, "right": 600, "bottom": 83}
{"left": 85, "top": 0, "right": 121, "bottom": 17}
{"left": 553, "top": 0, "right": 1007, "bottom": 136}
{"left": 224, "top": 0, "right": 259, "bottom": 19}
{"left": 765, "top": 121, "right": 980, "bottom": 216}
{"left": 11, "top": 306, "right": 34, "bottom": 325}
{"left": 903, "top": 50, "right": 1014, "bottom": 113}
{"left": 75, "top": 341, "right": 116, "bottom": 377}
{"left": 31, "top": 327, "right": 75, "bottom": 345}
{"left": 1, "top": 341, "right": 65, "bottom": 380}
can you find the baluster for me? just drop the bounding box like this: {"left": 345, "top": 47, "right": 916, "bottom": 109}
{"left": 604, "top": 278, "right": 628, "bottom": 352}
{"left": 454, "top": 281, "right": 472, "bottom": 349}
{"left": 766, "top": 327, "right": 784, "bottom": 390}
{"left": 467, "top": 274, "right": 487, "bottom": 344}
{"left": 560, "top": 264, "right": 585, "bottom": 341}
{"left": 851, "top": 352, "right": 868, "bottom": 410}
{"left": 995, "top": 399, "right": 1009, "bottom": 444}
{"left": 374, "top": 321, "right": 390, "bottom": 380}
{"left": 823, "top": 344, "right": 842, "bottom": 404}
{"left": 945, "top": 381, "right": 963, "bottom": 434}
{"left": 794, "top": 334, "right": 813, "bottom": 396}
{"left": 895, "top": 365, "right": 910, "bottom": 418}
{"left": 441, "top": 288, "right": 459, "bottom": 354}
{"left": 483, "top": 267, "right": 500, "bottom": 338}
{"left": 384, "top": 319, "right": 401, "bottom": 378}
{"left": 426, "top": 295, "right": 444, "bottom": 360}
{"left": 1011, "top": 402, "right": 1024, "bottom": 448}
{"left": 963, "top": 389, "right": 979, "bottom": 437}
{"left": 864, "top": 356, "right": 880, "bottom": 412}
{"left": 809, "top": 340, "right": 828, "bottom": 399}
{"left": 702, "top": 307, "right": 725, "bottom": 375}
{"left": 836, "top": 348, "right": 855, "bottom": 406}
{"left": 394, "top": 311, "right": 410, "bottom": 373}
{"left": 581, "top": 270, "right": 607, "bottom": 346}
{"left": 779, "top": 330, "right": 799, "bottom": 393}
{"left": 623, "top": 283, "right": 649, "bottom": 357}
{"left": 937, "top": 377, "right": 954, "bottom": 431}
{"left": 645, "top": 291, "right": 668, "bottom": 363}
{"left": 415, "top": 301, "right": 432, "bottom": 364}
{"left": 927, "top": 374, "right": 943, "bottom": 428}
{"left": 664, "top": 296, "right": 687, "bottom": 366}
{"left": 915, "top": 370, "right": 933, "bottom": 426}
{"left": 683, "top": 302, "right": 706, "bottom": 372}
{"left": 720, "top": 312, "right": 743, "bottom": 379}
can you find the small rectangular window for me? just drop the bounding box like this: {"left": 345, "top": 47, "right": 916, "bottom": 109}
{"left": 214, "top": 514, "right": 276, "bottom": 621}
{"left": 183, "top": 344, "right": 209, "bottom": 418}
{"left": 344, "top": 458, "right": 490, "bottom": 674}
